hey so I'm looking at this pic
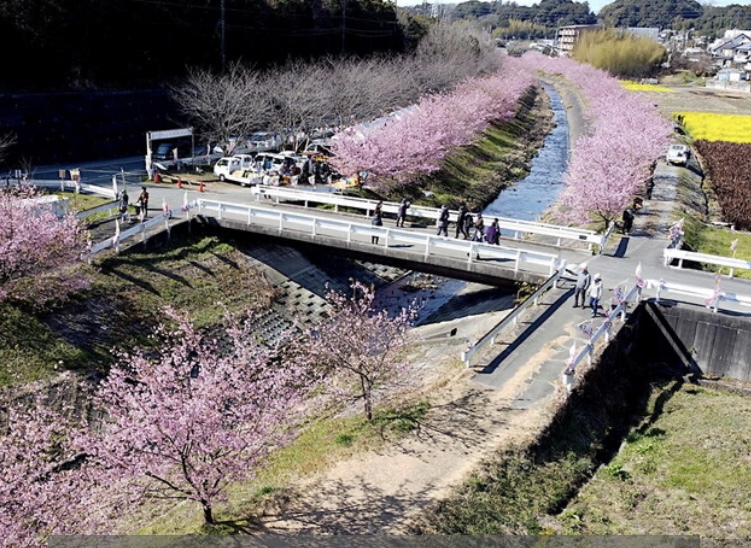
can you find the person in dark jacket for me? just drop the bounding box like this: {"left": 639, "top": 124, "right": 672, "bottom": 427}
{"left": 455, "top": 203, "right": 469, "bottom": 239}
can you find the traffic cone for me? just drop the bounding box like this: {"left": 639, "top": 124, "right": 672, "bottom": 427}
{"left": 199, "top": 181, "right": 205, "bottom": 193}
{"left": 177, "top": 177, "right": 183, "bottom": 189}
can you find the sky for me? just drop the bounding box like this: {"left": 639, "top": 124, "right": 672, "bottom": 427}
{"left": 398, "top": 0, "right": 750, "bottom": 17}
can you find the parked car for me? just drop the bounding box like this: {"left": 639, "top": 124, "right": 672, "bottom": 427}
{"left": 666, "top": 144, "right": 690, "bottom": 166}
{"left": 213, "top": 154, "right": 257, "bottom": 182}
{"left": 247, "top": 132, "right": 282, "bottom": 153}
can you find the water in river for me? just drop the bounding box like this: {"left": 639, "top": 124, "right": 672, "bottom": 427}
{"left": 483, "top": 83, "right": 569, "bottom": 221}
{"left": 404, "top": 83, "right": 572, "bottom": 324}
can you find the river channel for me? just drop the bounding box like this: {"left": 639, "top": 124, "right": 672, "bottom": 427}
{"left": 384, "top": 84, "right": 571, "bottom": 325}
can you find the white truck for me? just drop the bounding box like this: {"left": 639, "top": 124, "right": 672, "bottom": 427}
{"left": 213, "top": 155, "right": 263, "bottom": 186}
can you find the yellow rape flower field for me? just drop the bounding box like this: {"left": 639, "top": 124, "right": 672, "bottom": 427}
{"left": 676, "top": 111, "right": 751, "bottom": 143}
{"left": 620, "top": 80, "right": 674, "bottom": 92}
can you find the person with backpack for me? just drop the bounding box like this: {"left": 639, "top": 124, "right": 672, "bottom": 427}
{"left": 119, "top": 189, "right": 130, "bottom": 222}
{"left": 472, "top": 214, "right": 485, "bottom": 242}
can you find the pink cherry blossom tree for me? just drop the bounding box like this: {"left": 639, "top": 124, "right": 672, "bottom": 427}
{"left": 0, "top": 184, "right": 89, "bottom": 307}
{"left": 330, "top": 56, "right": 535, "bottom": 192}
{"left": 0, "top": 403, "right": 90, "bottom": 546}
{"left": 524, "top": 54, "right": 672, "bottom": 226}
{"left": 85, "top": 307, "right": 315, "bottom": 526}
{"left": 300, "top": 282, "right": 420, "bottom": 421}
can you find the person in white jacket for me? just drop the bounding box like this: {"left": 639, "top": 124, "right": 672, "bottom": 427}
{"left": 589, "top": 273, "right": 604, "bottom": 317}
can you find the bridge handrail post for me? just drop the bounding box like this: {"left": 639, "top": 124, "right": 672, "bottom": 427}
{"left": 347, "top": 223, "right": 353, "bottom": 243}
{"left": 424, "top": 237, "right": 431, "bottom": 260}
{"left": 467, "top": 242, "right": 474, "bottom": 264}
{"left": 312, "top": 218, "right": 318, "bottom": 238}
{"left": 279, "top": 213, "right": 284, "bottom": 234}
{"left": 515, "top": 249, "right": 522, "bottom": 272}
{"left": 218, "top": 203, "right": 224, "bottom": 221}
{"left": 587, "top": 344, "right": 593, "bottom": 366}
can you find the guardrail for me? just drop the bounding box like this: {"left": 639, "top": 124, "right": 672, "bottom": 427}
{"left": 461, "top": 261, "right": 568, "bottom": 367}
{"left": 88, "top": 198, "right": 196, "bottom": 256}
{"left": 562, "top": 282, "right": 641, "bottom": 392}
{"left": 196, "top": 199, "right": 564, "bottom": 276}
{"left": 663, "top": 247, "right": 751, "bottom": 278}
{"left": 251, "top": 186, "right": 611, "bottom": 252}
{"left": 647, "top": 278, "right": 751, "bottom": 313}
{"left": 30, "top": 178, "right": 117, "bottom": 199}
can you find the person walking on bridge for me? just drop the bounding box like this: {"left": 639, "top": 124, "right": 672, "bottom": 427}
{"left": 589, "top": 273, "right": 604, "bottom": 317}
{"left": 573, "top": 265, "right": 591, "bottom": 308}
{"left": 455, "top": 203, "right": 469, "bottom": 239}
{"left": 436, "top": 204, "right": 450, "bottom": 237}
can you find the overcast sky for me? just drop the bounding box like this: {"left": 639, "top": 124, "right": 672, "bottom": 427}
{"left": 398, "top": 0, "right": 750, "bottom": 17}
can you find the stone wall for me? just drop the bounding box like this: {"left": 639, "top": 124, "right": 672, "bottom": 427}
{"left": 644, "top": 301, "right": 751, "bottom": 382}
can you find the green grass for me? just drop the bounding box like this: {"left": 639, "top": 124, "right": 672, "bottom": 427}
{"left": 557, "top": 383, "right": 751, "bottom": 537}
{"left": 56, "top": 191, "right": 112, "bottom": 214}
{"left": 0, "top": 235, "right": 272, "bottom": 387}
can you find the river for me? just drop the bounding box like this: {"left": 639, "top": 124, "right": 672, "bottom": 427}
{"left": 386, "top": 84, "right": 571, "bottom": 325}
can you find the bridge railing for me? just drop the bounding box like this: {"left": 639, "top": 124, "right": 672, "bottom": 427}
{"left": 461, "top": 261, "right": 567, "bottom": 367}
{"left": 562, "top": 282, "right": 641, "bottom": 392}
{"left": 647, "top": 278, "right": 751, "bottom": 313}
{"left": 663, "top": 247, "right": 751, "bottom": 278}
{"left": 251, "top": 186, "right": 608, "bottom": 252}
{"left": 88, "top": 198, "right": 196, "bottom": 257}
{"left": 196, "top": 199, "right": 565, "bottom": 276}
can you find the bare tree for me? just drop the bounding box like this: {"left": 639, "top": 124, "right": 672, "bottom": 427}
{"left": 0, "top": 132, "right": 16, "bottom": 169}
{"left": 266, "top": 60, "right": 333, "bottom": 150}
{"left": 171, "top": 63, "right": 273, "bottom": 154}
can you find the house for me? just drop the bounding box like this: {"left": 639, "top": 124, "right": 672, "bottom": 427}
{"left": 708, "top": 31, "right": 751, "bottom": 68}
{"left": 556, "top": 25, "right": 602, "bottom": 55}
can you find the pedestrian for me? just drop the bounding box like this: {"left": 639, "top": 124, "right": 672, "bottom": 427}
{"left": 472, "top": 214, "right": 485, "bottom": 242}
{"left": 573, "top": 264, "right": 591, "bottom": 308}
{"left": 137, "top": 186, "right": 150, "bottom": 221}
{"left": 622, "top": 207, "right": 634, "bottom": 234}
{"left": 589, "top": 273, "right": 603, "bottom": 317}
{"left": 463, "top": 212, "right": 474, "bottom": 239}
{"left": 486, "top": 218, "right": 500, "bottom": 244}
{"left": 396, "top": 198, "right": 410, "bottom": 228}
{"left": 119, "top": 189, "right": 130, "bottom": 222}
{"left": 436, "top": 204, "right": 450, "bottom": 237}
{"left": 484, "top": 219, "right": 499, "bottom": 244}
{"left": 455, "top": 203, "right": 469, "bottom": 239}
{"left": 371, "top": 208, "right": 383, "bottom": 244}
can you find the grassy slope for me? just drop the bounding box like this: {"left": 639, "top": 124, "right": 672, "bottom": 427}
{"left": 557, "top": 383, "right": 751, "bottom": 538}
{"left": 0, "top": 235, "right": 276, "bottom": 387}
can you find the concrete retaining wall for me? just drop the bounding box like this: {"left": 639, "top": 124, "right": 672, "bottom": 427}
{"left": 650, "top": 302, "right": 751, "bottom": 382}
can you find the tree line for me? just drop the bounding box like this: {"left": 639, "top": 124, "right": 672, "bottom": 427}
{"left": 0, "top": 0, "right": 425, "bottom": 91}
{"left": 172, "top": 21, "right": 501, "bottom": 156}
{"left": 438, "top": 0, "right": 751, "bottom": 40}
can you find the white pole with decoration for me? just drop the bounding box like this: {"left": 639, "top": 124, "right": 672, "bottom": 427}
{"left": 563, "top": 342, "right": 577, "bottom": 393}
{"left": 113, "top": 218, "right": 121, "bottom": 253}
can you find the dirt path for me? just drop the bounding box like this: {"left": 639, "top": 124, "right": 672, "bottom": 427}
{"left": 255, "top": 318, "right": 561, "bottom": 534}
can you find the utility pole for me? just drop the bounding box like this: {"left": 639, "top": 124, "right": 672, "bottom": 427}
{"left": 341, "top": 0, "right": 347, "bottom": 54}
{"left": 220, "top": 0, "right": 226, "bottom": 72}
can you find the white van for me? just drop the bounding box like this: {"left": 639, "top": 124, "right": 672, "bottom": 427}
{"left": 213, "top": 155, "right": 257, "bottom": 182}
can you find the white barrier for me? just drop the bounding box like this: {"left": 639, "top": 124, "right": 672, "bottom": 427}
{"left": 461, "top": 261, "right": 567, "bottom": 367}
{"left": 88, "top": 200, "right": 197, "bottom": 257}
{"left": 30, "top": 178, "right": 117, "bottom": 199}
{"left": 562, "top": 282, "right": 641, "bottom": 391}
{"left": 663, "top": 247, "right": 751, "bottom": 278}
{"left": 196, "top": 199, "right": 565, "bottom": 276}
{"left": 251, "top": 186, "right": 611, "bottom": 252}
{"left": 647, "top": 278, "right": 751, "bottom": 313}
